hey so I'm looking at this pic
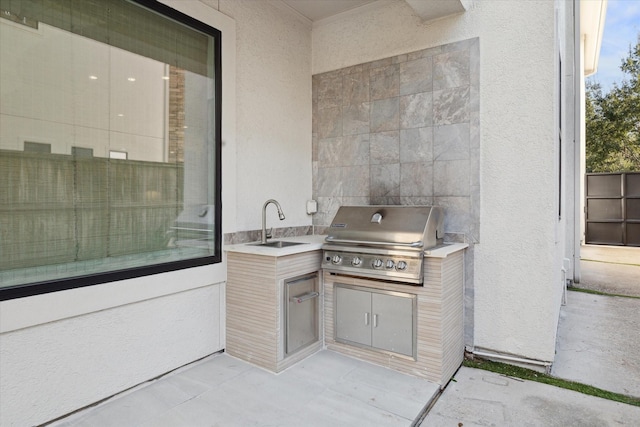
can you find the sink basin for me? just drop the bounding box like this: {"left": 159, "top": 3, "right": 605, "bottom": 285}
{"left": 250, "top": 240, "right": 308, "bottom": 248}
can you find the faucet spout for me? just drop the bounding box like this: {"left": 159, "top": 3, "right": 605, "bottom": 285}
{"left": 261, "top": 199, "right": 285, "bottom": 243}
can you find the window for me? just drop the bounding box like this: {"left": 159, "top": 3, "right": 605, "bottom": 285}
{"left": 0, "top": 0, "right": 222, "bottom": 300}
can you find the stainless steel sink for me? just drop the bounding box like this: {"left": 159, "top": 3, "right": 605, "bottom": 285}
{"left": 250, "top": 240, "right": 307, "bottom": 248}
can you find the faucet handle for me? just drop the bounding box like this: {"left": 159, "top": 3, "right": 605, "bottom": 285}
{"left": 266, "top": 227, "right": 273, "bottom": 239}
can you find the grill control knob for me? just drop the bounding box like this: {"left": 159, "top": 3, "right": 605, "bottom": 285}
{"left": 372, "top": 259, "right": 383, "bottom": 269}
{"left": 385, "top": 260, "right": 395, "bottom": 269}
{"left": 396, "top": 260, "right": 408, "bottom": 271}
{"left": 351, "top": 256, "right": 362, "bottom": 266}
{"left": 331, "top": 255, "right": 342, "bottom": 264}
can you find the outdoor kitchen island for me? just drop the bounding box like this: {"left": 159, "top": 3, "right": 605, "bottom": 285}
{"left": 323, "top": 242, "right": 467, "bottom": 387}
{"left": 226, "top": 228, "right": 466, "bottom": 387}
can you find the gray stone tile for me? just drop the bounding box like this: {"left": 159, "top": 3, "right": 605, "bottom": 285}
{"left": 369, "top": 57, "right": 394, "bottom": 70}
{"left": 434, "top": 196, "right": 471, "bottom": 234}
{"left": 371, "top": 196, "right": 401, "bottom": 205}
{"left": 401, "top": 162, "right": 433, "bottom": 197}
{"left": 343, "top": 165, "right": 370, "bottom": 196}
{"left": 408, "top": 45, "right": 443, "bottom": 61}
{"left": 469, "top": 38, "right": 480, "bottom": 89}
{"left": 312, "top": 133, "right": 318, "bottom": 162}
{"left": 312, "top": 75, "right": 319, "bottom": 102}
{"left": 319, "top": 135, "right": 370, "bottom": 168}
{"left": 370, "top": 97, "right": 400, "bottom": 132}
{"left": 318, "top": 137, "right": 343, "bottom": 168}
{"left": 312, "top": 160, "right": 318, "bottom": 198}
{"left": 434, "top": 159, "right": 470, "bottom": 196}
{"left": 315, "top": 196, "right": 342, "bottom": 226}
{"left": 343, "top": 71, "right": 370, "bottom": 106}
{"left": 370, "top": 131, "right": 399, "bottom": 165}
{"left": 370, "top": 163, "right": 400, "bottom": 197}
{"left": 400, "top": 92, "right": 433, "bottom": 129}
{"left": 342, "top": 196, "right": 371, "bottom": 206}
{"left": 317, "top": 106, "right": 342, "bottom": 139}
{"left": 433, "top": 49, "right": 470, "bottom": 91}
{"left": 393, "top": 53, "right": 408, "bottom": 64}
{"left": 400, "top": 196, "right": 434, "bottom": 206}
{"left": 433, "top": 86, "right": 470, "bottom": 125}
{"left": 317, "top": 73, "right": 343, "bottom": 109}
{"left": 400, "top": 127, "right": 433, "bottom": 163}
{"left": 469, "top": 111, "right": 480, "bottom": 188}
{"left": 370, "top": 64, "right": 400, "bottom": 100}
{"left": 463, "top": 245, "right": 475, "bottom": 346}
{"left": 343, "top": 134, "right": 370, "bottom": 166}
{"left": 400, "top": 57, "right": 433, "bottom": 95}
{"left": 434, "top": 123, "right": 470, "bottom": 161}
{"left": 317, "top": 166, "right": 344, "bottom": 198}
{"left": 343, "top": 102, "right": 370, "bottom": 136}
{"left": 312, "top": 99, "right": 318, "bottom": 134}
{"left": 441, "top": 38, "right": 474, "bottom": 53}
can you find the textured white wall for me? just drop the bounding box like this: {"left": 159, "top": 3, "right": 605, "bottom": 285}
{"left": 217, "top": 0, "right": 313, "bottom": 232}
{"left": 312, "top": 0, "right": 564, "bottom": 361}
{"left": 0, "top": 285, "right": 223, "bottom": 426}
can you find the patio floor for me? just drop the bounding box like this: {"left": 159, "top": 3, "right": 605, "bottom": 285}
{"left": 49, "top": 350, "right": 439, "bottom": 427}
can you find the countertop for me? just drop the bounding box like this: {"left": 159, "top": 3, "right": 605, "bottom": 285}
{"left": 225, "top": 235, "right": 467, "bottom": 258}
{"left": 424, "top": 242, "right": 469, "bottom": 258}
{"left": 224, "top": 234, "right": 326, "bottom": 256}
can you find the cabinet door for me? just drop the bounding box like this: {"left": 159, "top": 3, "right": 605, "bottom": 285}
{"left": 371, "top": 293, "right": 414, "bottom": 357}
{"left": 286, "top": 274, "right": 319, "bottom": 356}
{"left": 335, "top": 286, "right": 371, "bottom": 347}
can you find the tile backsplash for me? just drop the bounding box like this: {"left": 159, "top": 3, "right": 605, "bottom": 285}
{"left": 312, "top": 38, "right": 479, "bottom": 245}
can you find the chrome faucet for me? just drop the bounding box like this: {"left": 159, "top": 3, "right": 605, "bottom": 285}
{"left": 261, "top": 199, "right": 285, "bottom": 243}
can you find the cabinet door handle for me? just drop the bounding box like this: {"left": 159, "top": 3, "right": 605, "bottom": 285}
{"left": 289, "top": 291, "right": 319, "bottom": 303}
{"left": 373, "top": 314, "right": 378, "bottom": 328}
{"left": 364, "top": 312, "right": 370, "bottom": 326}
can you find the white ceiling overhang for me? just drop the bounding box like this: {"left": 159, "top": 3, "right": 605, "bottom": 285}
{"left": 279, "top": 0, "right": 468, "bottom": 24}
{"left": 404, "top": 0, "right": 468, "bottom": 22}
{"left": 581, "top": 0, "right": 608, "bottom": 76}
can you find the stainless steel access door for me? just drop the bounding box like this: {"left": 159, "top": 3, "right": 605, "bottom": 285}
{"left": 285, "top": 273, "right": 319, "bottom": 356}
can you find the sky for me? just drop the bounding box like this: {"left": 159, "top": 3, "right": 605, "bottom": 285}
{"left": 587, "top": 0, "right": 640, "bottom": 93}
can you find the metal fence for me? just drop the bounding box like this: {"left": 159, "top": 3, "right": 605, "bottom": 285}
{"left": 585, "top": 172, "right": 640, "bottom": 246}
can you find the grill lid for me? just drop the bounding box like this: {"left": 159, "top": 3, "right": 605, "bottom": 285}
{"left": 325, "top": 205, "right": 444, "bottom": 250}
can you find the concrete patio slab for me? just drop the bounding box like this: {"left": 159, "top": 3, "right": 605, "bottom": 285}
{"left": 50, "top": 350, "right": 439, "bottom": 427}
{"left": 552, "top": 290, "right": 640, "bottom": 398}
{"left": 420, "top": 366, "right": 640, "bottom": 426}
{"left": 578, "top": 245, "right": 640, "bottom": 297}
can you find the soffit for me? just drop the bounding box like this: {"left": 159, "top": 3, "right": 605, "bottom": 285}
{"left": 581, "top": 0, "right": 608, "bottom": 76}
{"left": 279, "top": 0, "right": 467, "bottom": 24}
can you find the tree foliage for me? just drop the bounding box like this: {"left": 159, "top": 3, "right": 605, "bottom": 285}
{"left": 586, "top": 37, "right": 640, "bottom": 173}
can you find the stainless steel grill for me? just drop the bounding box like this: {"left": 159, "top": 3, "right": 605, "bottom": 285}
{"left": 321, "top": 206, "right": 444, "bottom": 284}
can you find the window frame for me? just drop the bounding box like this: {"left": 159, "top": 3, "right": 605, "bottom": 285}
{"left": 0, "top": 0, "right": 223, "bottom": 301}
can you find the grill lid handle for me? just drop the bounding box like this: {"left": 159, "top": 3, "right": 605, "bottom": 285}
{"left": 370, "top": 212, "right": 383, "bottom": 224}
{"left": 324, "top": 236, "right": 424, "bottom": 247}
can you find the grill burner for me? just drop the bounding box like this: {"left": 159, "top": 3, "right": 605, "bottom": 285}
{"left": 321, "top": 206, "right": 444, "bottom": 285}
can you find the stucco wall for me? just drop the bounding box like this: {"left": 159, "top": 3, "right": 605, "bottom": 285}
{"left": 0, "top": 284, "right": 223, "bottom": 426}
{"left": 312, "top": 0, "right": 564, "bottom": 361}
{"left": 216, "top": 0, "right": 314, "bottom": 232}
